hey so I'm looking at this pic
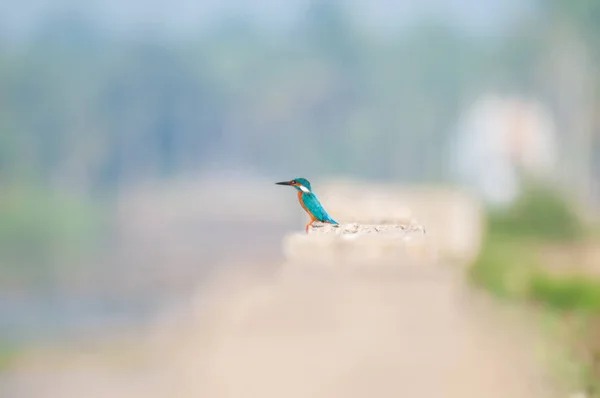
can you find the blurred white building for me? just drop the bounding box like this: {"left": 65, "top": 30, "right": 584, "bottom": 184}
{"left": 452, "top": 94, "right": 558, "bottom": 206}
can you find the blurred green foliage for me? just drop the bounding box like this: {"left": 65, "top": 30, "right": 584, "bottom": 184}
{"left": 0, "top": 342, "right": 19, "bottom": 371}
{"left": 470, "top": 179, "right": 600, "bottom": 393}
{"left": 547, "top": 0, "right": 600, "bottom": 45}
{"left": 0, "top": 189, "right": 103, "bottom": 250}
{"left": 470, "top": 180, "right": 595, "bottom": 311}
{"left": 0, "top": 186, "right": 109, "bottom": 283}
{"left": 0, "top": 2, "right": 591, "bottom": 190}
{"left": 470, "top": 238, "right": 536, "bottom": 299}
{"left": 529, "top": 273, "right": 600, "bottom": 312}
{"left": 487, "top": 181, "right": 587, "bottom": 243}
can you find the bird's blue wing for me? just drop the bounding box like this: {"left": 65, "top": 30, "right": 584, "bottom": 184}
{"left": 302, "top": 193, "right": 338, "bottom": 224}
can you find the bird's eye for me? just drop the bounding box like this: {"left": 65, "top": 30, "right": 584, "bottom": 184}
{"left": 290, "top": 180, "right": 296, "bottom": 185}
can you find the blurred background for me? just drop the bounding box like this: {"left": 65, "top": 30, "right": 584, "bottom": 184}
{"left": 1, "top": 0, "right": 600, "bottom": 396}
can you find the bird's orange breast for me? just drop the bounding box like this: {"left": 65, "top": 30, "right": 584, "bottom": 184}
{"left": 297, "top": 191, "right": 316, "bottom": 221}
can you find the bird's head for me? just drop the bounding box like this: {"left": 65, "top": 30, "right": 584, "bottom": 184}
{"left": 275, "top": 177, "right": 312, "bottom": 193}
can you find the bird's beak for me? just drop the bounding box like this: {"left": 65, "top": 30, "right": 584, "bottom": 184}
{"left": 275, "top": 180, "right": 293, "bottom": 186}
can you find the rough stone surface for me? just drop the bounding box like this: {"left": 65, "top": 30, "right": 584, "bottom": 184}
{"left": 282, "top": 222, "right": 434, "bottom": 265}
{"left": 307, "top": 222, "right": 426, "bottom": 236}
{"left": 317, "top": 181, "right": 484, "bottom": 264}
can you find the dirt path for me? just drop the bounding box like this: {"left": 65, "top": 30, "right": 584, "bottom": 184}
{"left": 189, "top": 262, "right": 560, "bottom": 398}
{"left": 1, "top": 256, "right": 563, "bottom": 398}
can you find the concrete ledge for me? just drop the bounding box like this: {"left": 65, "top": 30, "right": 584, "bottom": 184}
{"left": 282, "top": 222, "right": 435, "bottom": 265}
{"left": 317, "top": 180, "right": 484, "bottom": 264}
{"left": 307, "top": 222, "right": 425, "bottom": 236}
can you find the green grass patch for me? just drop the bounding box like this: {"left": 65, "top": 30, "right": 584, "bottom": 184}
{"left": 469, "top": 237, "right": 537, "bottom": 299}
{"left": 0, "top": 185, "right": 112, "bottom": 284}
{"left": 469, "top": 178, "right": 600, "bottom": 395}
{"left": 528, "top": 273, "right": 600, "bottom": 313}
{"left": 486, "top": 180, "right": 587, "bottom": 243}
{"left": 470, "top": 179, "right": 591, "bottom": 307}
{"left": 0, "top": 342, "right": 21, "bottom": 370}
{"left": 0, "top": 186, "right": 108, "bottom": 256}
{"left": 471, "top": 238, "right": 600, "bottom": 313}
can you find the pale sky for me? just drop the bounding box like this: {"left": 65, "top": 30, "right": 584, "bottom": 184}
{"left": 0, "top": 0, "right": 534, "bottom": 41}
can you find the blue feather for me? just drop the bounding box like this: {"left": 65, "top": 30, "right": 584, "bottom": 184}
{"left": 302, "top": 192, "right": 338, "bottom": 224}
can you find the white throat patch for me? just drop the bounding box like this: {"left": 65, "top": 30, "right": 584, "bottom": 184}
{"left": 299, "top": 185, "right": 310, "bottom": 193}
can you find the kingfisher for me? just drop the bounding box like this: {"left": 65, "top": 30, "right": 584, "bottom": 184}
{"left": 276, "top": 177, "right": 339, "bottom": 232}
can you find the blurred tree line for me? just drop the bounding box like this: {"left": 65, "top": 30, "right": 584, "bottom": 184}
{"left": 0, "top": 0, "right": 598, "bottom": 196}
{"left": 0, "top": 2, "right": 532, "bottom": 193}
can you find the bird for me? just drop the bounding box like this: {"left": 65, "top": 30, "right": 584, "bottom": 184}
{"left": 276, "top": 177, "right": 339, "bottom": 232}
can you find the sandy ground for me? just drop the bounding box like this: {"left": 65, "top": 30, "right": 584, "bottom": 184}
{"left": 0, "top": 254, "right": 564, "bottom": 398}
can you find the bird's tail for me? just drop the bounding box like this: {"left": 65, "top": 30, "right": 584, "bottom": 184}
{"left": 325, "top": 215, "right": 339, "bottom": 225}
